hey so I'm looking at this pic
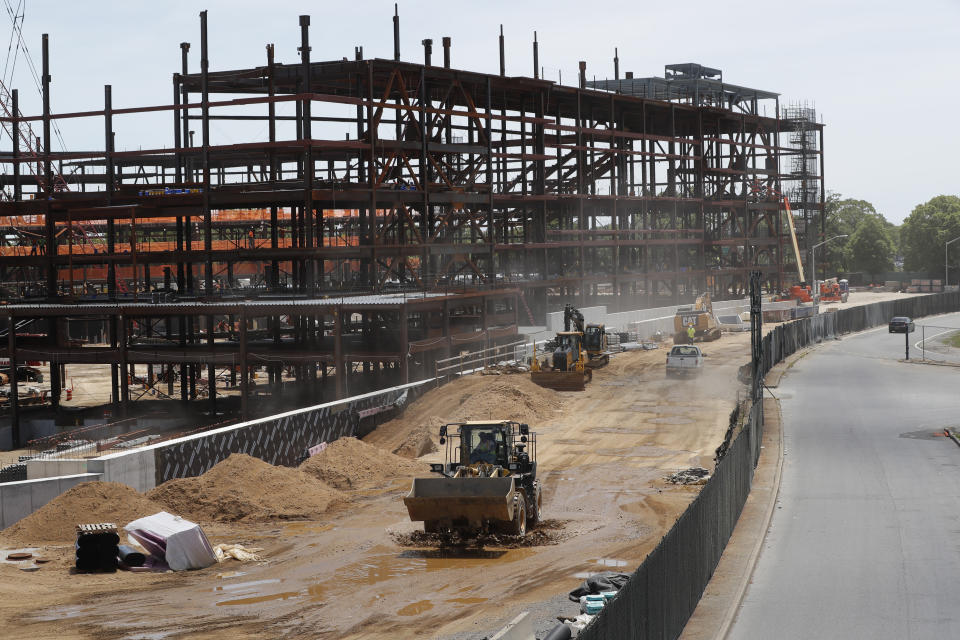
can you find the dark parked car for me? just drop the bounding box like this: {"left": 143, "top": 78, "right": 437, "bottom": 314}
{"left": 888, "top": 316, "right": 915, "bottom": 333}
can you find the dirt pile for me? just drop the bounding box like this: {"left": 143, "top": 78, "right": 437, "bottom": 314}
{"left": 1, "top": 481, "right": 165, "bottom": 545}
{"left": 363, "top": 375, "right": 560, "bottom": 454}
{"left": 147, "top": 454, "right": 344, "bottom": 522}
{"left": 392, "top": 426, "right": 439, "bottom": 459}
{"left": 299, "top": 437, "right": 427, "bottom": 490}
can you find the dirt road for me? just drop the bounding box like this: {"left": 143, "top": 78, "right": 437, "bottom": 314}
{"left": 0, "top": 290, "right": 921, "bottom": 639}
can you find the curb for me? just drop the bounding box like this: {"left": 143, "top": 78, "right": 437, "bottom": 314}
{"left": 715, "top": 393, "right": 785, "bottom": 640}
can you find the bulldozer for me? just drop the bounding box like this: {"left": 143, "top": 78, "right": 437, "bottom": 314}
{"left": 673, "top": 293, "right": 722, "bottom": 344}
{"left": 403, "top": 420, "right": 541, "bottom": 538}
{"left": 530, "top": 305, "right": 606, "bottom": 390}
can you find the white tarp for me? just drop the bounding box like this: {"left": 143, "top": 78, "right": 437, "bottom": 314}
{"left": 124, "top": 511, "right": 217, "bottom": 571}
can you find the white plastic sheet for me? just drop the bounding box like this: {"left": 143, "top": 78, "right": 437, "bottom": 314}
{"left": 124, "top": 511, "right": 217, "bottom": 571}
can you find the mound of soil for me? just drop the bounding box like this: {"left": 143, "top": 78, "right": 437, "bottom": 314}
{"left": 148, "top": 454, "right": 344, "bottom": 523}
{"left": 392, "top": 426, "right": 438, "bottom": 459}
{"left": 1, "top": 481, "right": 165, "bottom": 545}
{"left": 299, "top": 437, "right": 428, "bottom": 490}
{"left": 363, "top": 375, "right": 560, "bottom": 454}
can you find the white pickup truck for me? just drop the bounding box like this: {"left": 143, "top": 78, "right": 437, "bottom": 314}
{"left": 665, "top": 344, "right": 704, "bottom": 377}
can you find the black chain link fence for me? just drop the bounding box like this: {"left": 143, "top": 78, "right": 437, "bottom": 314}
{"left": 579, "top": 291, "right": 960, "bottom": 640}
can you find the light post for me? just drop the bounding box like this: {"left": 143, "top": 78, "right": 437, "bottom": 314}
{"left": 945, "top": 236, "right": 960, "bottom": 288}
{"left": 811, "top": 234, "right": 848, "bottom": 303}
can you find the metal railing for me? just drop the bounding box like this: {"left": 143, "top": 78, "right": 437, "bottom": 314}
{"left": 434, "top": 339, "right": 532, "bottom": 380}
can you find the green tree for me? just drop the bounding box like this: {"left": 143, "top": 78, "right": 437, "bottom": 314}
{"left": 900, "top": 195, "right": 960, "bottom": 275}
{"left": 847, "top": 215, "right": 894, "bottom": 276}
{"left": 822, "top": 192, "right": 898, "bottom": 272}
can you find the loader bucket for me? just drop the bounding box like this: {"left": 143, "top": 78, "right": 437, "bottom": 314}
{"left": 530, "top": 369, "right": 591, "bottom": 391}
{"left": 404, "top": 476, "right": 515, "bottom": 526}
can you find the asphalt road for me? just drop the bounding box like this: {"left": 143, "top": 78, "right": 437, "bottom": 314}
{"left": 729, "top": 312, "right": 960, "bottom": 639}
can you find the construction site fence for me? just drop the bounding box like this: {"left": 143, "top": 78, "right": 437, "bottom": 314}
{"left": 579, "top": 291, "right": 960, "bottom": 640}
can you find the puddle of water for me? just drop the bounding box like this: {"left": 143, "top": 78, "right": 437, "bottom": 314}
{"left": 334, "top": 548, "right": 534, "bottom": 588}
{"left": 446, "top": 597, "right": 488, "bottom": 605}
{"left": 595, "top": 557, "right": 627, "bottom": 567}
{"left": 572, "top": 557, "right": 630, "bottom": 579}
{"left": 212, "top": 578, "right": 281, "bottom": 593}
{"left": 397, "top": 600, "right": 434, "bottom": 616}
{"left": 216, "top": 571, "right": 247, "bottom": 580}
{"left": 307, "top": 584, "right": 326, "bottom": 602}
{"left": 216, "top": 590, "right": 302, "bottom": 607}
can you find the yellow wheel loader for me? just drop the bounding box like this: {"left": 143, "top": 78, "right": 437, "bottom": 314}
{"left": 403, "top": 420, "right": 542, "bottom": 538}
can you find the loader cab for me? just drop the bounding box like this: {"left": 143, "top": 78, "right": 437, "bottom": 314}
{"left": 435, "top": 421, "right": 536, "bottom": 475}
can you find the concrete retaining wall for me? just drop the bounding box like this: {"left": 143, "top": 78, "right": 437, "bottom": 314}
{"left": 0, "top": 473, "right": 103, "bottom": 529}
{"left": 544, "top": 299, "right": 750, "bottom": 340}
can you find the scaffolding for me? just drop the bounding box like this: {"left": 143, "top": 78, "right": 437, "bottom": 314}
{"left": 780, "top": 102, "right": 825, "bottom": 281}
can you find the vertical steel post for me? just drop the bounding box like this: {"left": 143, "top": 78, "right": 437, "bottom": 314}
{"left": 299, "top": 15, "right": 315, "bottom": 290}
{"left": 180, "top": 42, "right": 192, "bottom": 294}
{"left": 8, "top": 315, "right": 19, "bottom": 447}
{"left": 393, "top": 3, "right": 400, "bottom": 61}
{"left": 11, "top": 89, "right": 19, "bottom": 201}
{"left": 532, "top": 32, "right": 539, "bottom": 79}
{"left": 199, "top": 12, "right": 213, "bottom": 295}
{"left": 442, "top": 37, "right": 450, "bottom": 69}
{"left": 267, "top": 44, "right": 279, "bottom": 290}
{"left": 498, "top": 25, "right": 505, "bottom": 76}
{"left": 41, "top": 33, "right": 56, "bottom": 297}
{"left": 421, "top": 39, "right": 432, "bottom": 66}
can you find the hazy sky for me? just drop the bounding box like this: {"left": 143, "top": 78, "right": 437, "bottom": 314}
{"left": 4, "top": 0, "right": 958, "bottom": 224}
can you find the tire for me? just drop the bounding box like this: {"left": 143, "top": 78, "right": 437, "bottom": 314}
{"left": 527, "top": 482, "right": 542, "bottom": 525}
{"left": 511, "top": 494, "right": 527, "bottom": 536}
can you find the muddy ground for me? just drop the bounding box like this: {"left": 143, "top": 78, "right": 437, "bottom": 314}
{"left": 0, "top": 290, "right": 922, "bottom": 639}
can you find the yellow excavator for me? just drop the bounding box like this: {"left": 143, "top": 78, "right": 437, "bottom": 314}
{"left": 530, "top": 305, "right": 596, "bottom": 391}
{"left": 673, "top": 293, "right": 722, "bottom": 344}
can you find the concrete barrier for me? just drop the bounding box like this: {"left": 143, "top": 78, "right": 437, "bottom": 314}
{"left": 0, "top": 473, "right": 103, "bottom": 529}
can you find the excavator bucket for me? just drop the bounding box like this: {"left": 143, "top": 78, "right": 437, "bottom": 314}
{"left": 404, "top": 476, "right": 516, "bottom": 527}
{"left": 530, "top": 369, "right": 591, "bottom": 391}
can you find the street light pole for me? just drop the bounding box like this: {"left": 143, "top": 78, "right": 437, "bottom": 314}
{"left": 945, "top": 236, "right": 960, "bottom": 288}
{"left": 811, "top": 234, "right": 849, "bottom": 303}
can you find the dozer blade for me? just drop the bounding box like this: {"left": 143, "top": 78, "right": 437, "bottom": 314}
{"left": 530, "top": 369, "right": 590, "bottom": 391}
{"left": 404, "top": 476, "right": 515, "bottom": 525}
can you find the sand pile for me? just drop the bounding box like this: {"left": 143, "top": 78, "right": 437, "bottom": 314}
{"left": 454, "top": 381, "right": 556, "bottom": 423}
{"left": 300, "top": 437, "right": 427, "bottom": 490}
{"left": 1, "top": 481, "right": 164, "bottom": 545}
{"left": 392, "top": 426, "right": 439, "bottom": 459}
{"left": 148, "top": 454, "right": 344, "bottom": 522}
{"left": 364, "top": 375, "right": 559, "bottom": 454}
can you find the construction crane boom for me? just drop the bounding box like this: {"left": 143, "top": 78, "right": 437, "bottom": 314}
{"left": 783, "top": 196, "right": 805, "bottom": 283}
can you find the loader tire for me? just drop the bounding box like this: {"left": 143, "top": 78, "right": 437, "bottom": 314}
{"left": 528, "top": 482, "right": 542, "bottom": 526}
{"left": 512, "top": 495, "right": 527, "bottom": 537}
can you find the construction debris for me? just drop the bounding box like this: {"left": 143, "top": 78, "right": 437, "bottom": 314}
{"left": 665, "top": 467, "right": 711, "bottom": 485}
{"left": 213, "top": 543, "right": 264, "bottom": 563}
{"left": 481, "top": 361, "right": 529, "bottom": 375}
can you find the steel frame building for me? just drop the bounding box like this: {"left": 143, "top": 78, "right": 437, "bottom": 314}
{"left": 0, "top": 10, "right": 823, "bottom": 445}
